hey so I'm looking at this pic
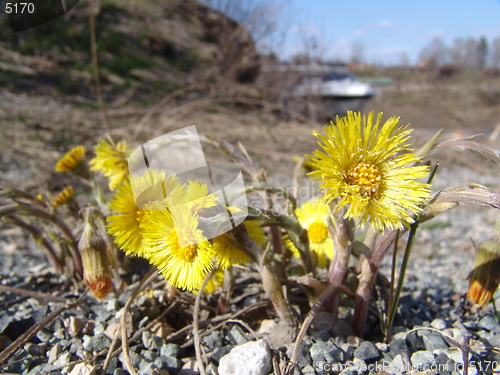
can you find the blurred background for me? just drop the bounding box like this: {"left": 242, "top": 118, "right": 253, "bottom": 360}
{"left": 1, "top": 0, "right": 500, "bottom": 190}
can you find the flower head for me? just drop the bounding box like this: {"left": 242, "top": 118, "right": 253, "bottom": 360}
{"left": 307, "top": 111, "right": 431, "bottom": 231}
{"left": 79, "top": 208, "right": 113, "bottom": 299}
{"left": 56, "top": 146, "right": 89, "bottom": 179}
{"left": 196, "top": 267, "right": 225, "bottom": 294}
{"left": 293, "top": 200, "right": 334, "bottom": 267}
{"left": 51, "top": 186, "right": 74, "bottom": 207}
{"left": 467, "top": 218, "right": 500, "bottom": 305}
{"left": 213, "top": 221, "right": 264, "bottom": 269}
{"left": 141, "top": 205, "right": 214, "bottom": 291}
{"left": 182, "top": 180, "right": 218, "bottom": 212}
{"left": 107, "top": 170, "right": 184, "bottom": 257}
{"left": 90, "top": 136, "right": 131, "bottom": 190}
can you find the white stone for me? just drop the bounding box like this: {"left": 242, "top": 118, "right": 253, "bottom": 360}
{"left": 69, "top": 363, "right": 95, "bottom": 375}
{"left": 48, "top": 343, "right": 62, "bottom": 364}
{"left": 218, "top": 339, "right": 272, "bottom": 375}
{"left": 257, "top": 319, "right": 276, "bottom": 335}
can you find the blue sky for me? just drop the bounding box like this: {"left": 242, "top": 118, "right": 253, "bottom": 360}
{"left": 279, "top": 0, "right": 500, "bottom": 64}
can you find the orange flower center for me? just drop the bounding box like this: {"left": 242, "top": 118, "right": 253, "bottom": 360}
{"left": 345, "top": 162, "right": 381, "bottom": 198}
{"left": 168, "top": 229, "right": 198, "bottom": 262}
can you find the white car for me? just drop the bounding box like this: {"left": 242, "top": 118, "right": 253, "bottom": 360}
{"left": 294, "top": 72, "right": 376, "bottom": 98}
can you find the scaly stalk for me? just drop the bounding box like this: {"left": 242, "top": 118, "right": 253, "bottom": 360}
{"left": 323, "top": 210, "right": 354, "bottom": 313}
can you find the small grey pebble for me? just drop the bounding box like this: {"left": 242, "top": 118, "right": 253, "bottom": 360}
{"left": 84, "top": 334, "right": 111, "bottom": 352}
{"left": 105, "top": 298, "right": 121, "bottom": 311}
{"left": 463, "top": 321, "right": 479, "bottom": 331}
{"left": 36, "top": 328, "right": 53, "bottom": 343}
{"left": 487, "top": 335, "right": 500, "bottom": 348}
{"left": 211, "top": 346, "right": 232, "bottom": 363}
{"left": 202, "top": 331, "right": 223, "bottom": 351}
{"left": 141, "top": 349, "right": 159, "bottom": 362}
{"left": 76, "top": 349, "right": 92, "bottom": 360}
{"left": 160, "top": 343, "right": 180, "bottom": 357}
{"left": 311, "top": 329, "right": 331, "bottom": 342}
{"left": 410, "top": 350, "right": 434, "bottom": 369}
{"left": 479, "top": 315, "right": 500, "bottom": 333}
{"left": 375, "top": 342, "right": 388, "bottom": 352}
{"left": 302, "top": 365, "right": 316, "bottom": 375}
{"left": 25, "top": 343, "right": 47, "bottom": 357}
{"left": 142, "top": 331, "right": 166, "bottom": 351}
{"left": 353, "top": 341, "right": 380, "bottom": 361}
{"left": 422, "top": 334, "right": 448, "bottom": 351}
{"left": 138, "top": 362, "right": 155, "bottom": 375}
{"left": 94, "top": 321, "right": 106, "bottom": 335}
{"left": 389, "top": 338, "right": 411, "bottom": 363}
{"left": 53, "top": 351, "right": 73, "bottom": 368}
{"left": 431, "top": 318, "right": 447, "bottom": 330}
{"left": 154, "top": 355, "right": 181, "bottom": 374}
{"left": 119, "top": 350, "right": 143, "bottom": 368}
{"left": 226, "top": 325, "right": 249, "bottom": 345}
{"left": 48, "top": 343, "right": 62, "bottom": 364}
{"left": 53, "top": 327, "right": 66, "bottom": 340}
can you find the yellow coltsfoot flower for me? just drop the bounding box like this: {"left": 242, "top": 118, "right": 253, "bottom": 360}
{"left": 51, "top": 186, "right": 74, "bottom": 207}
{"left": 213, "top": 221, "right": 264, "bottom": 269}
{"left": 307, "top": 111, "right": 431, "bottom": 231}
{"left": 107, "top": 170, "right": 184, "bottom": 257}
{"left": 55, "top": 146, "right": 90, "bottom": 179}
{"left": 141, "top": 205, "right": 214, "bottom": 291}
{"left": 90, "top": 136, "right": 131, "bottom": 190}
{"left": 294, "top": 200, "right": 334, "bottom": 267}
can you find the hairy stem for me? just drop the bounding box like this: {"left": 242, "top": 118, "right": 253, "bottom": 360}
{"left": 322, "top": 213, "right": 354, "bottom": 313}
{"left": 351, "top": 230, "right": 398, "bottom": 337}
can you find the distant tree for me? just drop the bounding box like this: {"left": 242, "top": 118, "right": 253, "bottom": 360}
{"left": 448, "top": 37, "right": 465, "bottom": 66}
{"left": 491, "top": 37, "right": 500, "bottom": 69}
{"left": 477, "top": 36, "right": 488, "bottom": 70}
{"left": 200, "top": 0, "right": 289, "bottom": 56}
{"left": 350, "top": 41, "right": 365, "bottom": 64}
{"left": 418, "top": 37, "right": 448, "bottom": 66}
{"left": 399, "top": 51, "right": 409, "bottom": 67}
{"left": 462, "top": 37, "right": 480, "bottom": 69}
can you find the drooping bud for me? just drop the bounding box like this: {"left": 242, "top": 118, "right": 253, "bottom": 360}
{"left": 467, "top": 217, "right": 500, "bottom": 305}
{"left": 55, "top": 146, "right": 90, "bottom": 180}
{"left": 79, "top": 207, "right": 113, "bottom": 298}
{"left": 51, "top": 186, "right": 74, "bottom": 207}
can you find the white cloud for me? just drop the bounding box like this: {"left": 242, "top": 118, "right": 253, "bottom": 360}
{"left": 377, "top": 20, "right": 393, "bottom": 28}
{"left": 354, "top": 28, "right": 366, "bottom": 36}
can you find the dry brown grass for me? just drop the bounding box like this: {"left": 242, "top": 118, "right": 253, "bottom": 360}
{"left": 2, "top": 78, "right": 500, "bottom": 194}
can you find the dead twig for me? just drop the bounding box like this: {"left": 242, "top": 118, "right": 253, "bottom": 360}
{"left": 120, "top": 267, "right": 158, "bottom": 375}
{"left": 193, "top": 267, "right": 217, "bottom": 375}
{"left": 89, "top": 0, "right": 111, "bottom": 131}
{"left": 225, "top": 319, "right": 259, "bottom": 341}
{"left": 0, "top": 284, "right": 69, "bottom": 303}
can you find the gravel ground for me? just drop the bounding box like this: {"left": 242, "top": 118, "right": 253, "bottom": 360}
{"left": 1, "top": 162, "right": 500, "bottom": 375}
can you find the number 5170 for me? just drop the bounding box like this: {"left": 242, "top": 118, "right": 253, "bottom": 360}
{"left": 5, "top": 3, "right": 35, "bottom": 14}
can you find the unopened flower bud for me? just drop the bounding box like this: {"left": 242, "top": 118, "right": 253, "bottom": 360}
{"left": 56, "top": 146, "right": 90, "bottom": 180}
{"left": 79, "top": 208, "right": 113, "bottom": 298}
{"left": 467, "top": 217, "right": 500, "bottom": 305}
{"left": 52, "top": 186, "right": 74, "bottom": 207}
